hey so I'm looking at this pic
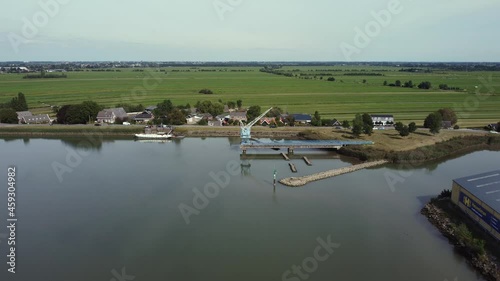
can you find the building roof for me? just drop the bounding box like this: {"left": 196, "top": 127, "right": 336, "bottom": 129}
{"left": 454, "top": 170, "right": 500, "bottom": 212}
{"left": 22, "top": 114, "right": 51, "bottom": 123}
{"left": 16, "top": 111, "right": 32, "bottom": 117}
{"left": 292, "top": 114, "right": 312, "bottom": 121}
{"left": 108, "top": 108, "right": 128, "bottom": 119}
{"left": 370, "top": 114, "right": 394, "bottom": 118}
{"left": 230, "top": 111, "right": 247, "bottom": 119}
{"left": 97, "top": 110, "right": 114, "bottom": 119}
{"left": 145, "top": 106, "right": 157, "bottom": 111}
{"left": 134, "top": 112, "right": 153, "bottom": 119}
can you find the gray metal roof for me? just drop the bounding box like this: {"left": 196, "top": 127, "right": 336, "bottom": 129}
{"left": 454, "top": 170, "right": 500, "bottom": 212}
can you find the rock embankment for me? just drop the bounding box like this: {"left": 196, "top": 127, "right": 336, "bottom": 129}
{"left": 279, "top": 160, "right": 388, "bottom": 187}
{"left": 421, "top": 202, "right": 500, "bottom": 281}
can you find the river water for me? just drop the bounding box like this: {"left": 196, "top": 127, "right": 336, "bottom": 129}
{"left": 0, "top": 137, "right": 497, "bottom": 281}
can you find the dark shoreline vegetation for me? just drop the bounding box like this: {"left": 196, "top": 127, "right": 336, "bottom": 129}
{"left": 422, "top": 196, "right": 500, "bottom": 281}
{"left": 338, "top": 135, "right": 500, "bottom": 163}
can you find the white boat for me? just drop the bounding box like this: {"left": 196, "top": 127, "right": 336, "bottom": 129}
{"left": 134, "top": 132, "right": 173, "bottom": 139}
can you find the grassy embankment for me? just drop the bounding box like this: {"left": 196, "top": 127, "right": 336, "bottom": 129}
{"left": 0, "top": 66, "right": 499, "bottom": 127}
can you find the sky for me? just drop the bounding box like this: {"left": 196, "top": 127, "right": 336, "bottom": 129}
{"left": 0, "top": 0, "right": 499, "bottom": 62}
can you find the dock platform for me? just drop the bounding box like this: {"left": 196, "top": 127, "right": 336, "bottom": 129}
{"left": 241, "top": 139, "right": 373, "bottom": 154}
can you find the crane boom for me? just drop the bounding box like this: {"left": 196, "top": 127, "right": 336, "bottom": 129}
{"left": 240, "top": 107, "right": 273, "bottom": 141}
{"left": 247, "top": 107, "right": 273, "bottom": 128}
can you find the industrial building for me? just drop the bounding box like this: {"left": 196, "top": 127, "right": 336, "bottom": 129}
{"left": 451, "top": 170, "right": 500, "bottom": 241}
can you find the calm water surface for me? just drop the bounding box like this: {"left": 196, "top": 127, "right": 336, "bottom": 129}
{"left": 0, "top": 137, "right": 497, "bottom": 281}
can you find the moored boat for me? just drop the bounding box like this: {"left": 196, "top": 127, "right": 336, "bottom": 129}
{"left": 134, "top": 132, "right": 173, "bottom": 139}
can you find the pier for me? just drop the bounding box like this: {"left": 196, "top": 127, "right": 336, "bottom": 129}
{"left": 280, "top": 160, "right": 389, "bottom": 187}
{"left": 303, "top": 156, "right": 312, "bottom": 166}
{"left": 241, "top": 140, "right": 373, "bottom": 154}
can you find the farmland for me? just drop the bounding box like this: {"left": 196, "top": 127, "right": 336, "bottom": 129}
{"left": 0, "top": 65, "right": 499, "bottom": 127}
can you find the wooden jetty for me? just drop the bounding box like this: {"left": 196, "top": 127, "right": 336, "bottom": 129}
{"left": 289, "top": 163, "right": 297, "bottom": 173}
{"left": 303, "top": 156, "right": 312, "bottom": 166}
{"left": 281, "top": 153, "right": 290, "bottom": 161}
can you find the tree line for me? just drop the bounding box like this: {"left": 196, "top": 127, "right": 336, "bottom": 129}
{"left": 0, "top": 93, "right": 28, "bottom": 124}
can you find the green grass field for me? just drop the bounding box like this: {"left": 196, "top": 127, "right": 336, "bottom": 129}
{"left": 1, "top": 66, "right": 499, "bottom": 127}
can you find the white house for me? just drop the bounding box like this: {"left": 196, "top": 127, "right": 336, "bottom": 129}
{"left": 371, "top": 114, "right": 395, "bottom": 126}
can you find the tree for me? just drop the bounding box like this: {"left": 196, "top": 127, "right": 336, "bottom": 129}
{"left": 0, "top": 108, "right": 18, "bottom": 124}
{"left": 227, "top": 101, "right": 236, "bottom": 109}
{"left": 352, "top": 114, "right": 363, "bottom": 137}
{"left": 403, "top": 80, "right": 414, "bottom": 88}
{"left": 399, "top": 125, "right": 410, "bottom": 137}
{"left": 56, "top": 105, "right": 72, "bottom": 124}
{"left": 342, "top": 120, "right": 350, "bottom": 129}
{"left": 266, "top": 107, "right": 282, "bottom": 118}
{"left": 166, "top": 108, "right": 186, "bottom": 125}
{"left": 395, "top": 80, "right": 401, "bottom": 87}
{"left": 199, "top": 89, "right": 214, "bottom": 95}
{"left": 418, "top": 81, "right": 432, "bottom": 89}
{"left": 327, "top": 77, "right": 335, "bottom": 82}
{"left": 395, "top": 122, "right": 404, "bottom": 132}
{"left": 247, "top": 105, "right": 261, "bottom": 121}
{"left": 383, "top": 81, "right": 387, "bottom": 86}
{"left": 362, "top": 113, "right": 373, "bottom": 135}
{"left": 65, "top": 104, "right": 87, "bottom": 124}
{"left": 197, "top": 100, "right": 213, "bottom": 114}
{"left": 437, "top": 108, "right": 458, "bottom": 125}
{"left": 497, "top": 122, "right": 500, "bottom": 133}
{"left": 285, "top": 115, "right": 295, "bottom": 126}
{"left": 156, "top": 100, "right": 174, "bottom": 116}
{"left": 424, "top": 112, "right": 442, "bottom": 134}
{"left": 236, "top": 100, "right": 242, "bottom": 109}
{"left": 311, "top": 111, "right": 321, "bottom": 126}
{"left": 10, "top": 92, "right": 28, "bottom": 111}
{"left": 408, "top": 122, "right": 417, "bottom": 133}
{"left": 209, "top": 102, "right": 224, "bottom": 117}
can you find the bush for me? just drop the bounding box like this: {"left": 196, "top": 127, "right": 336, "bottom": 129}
{"left": 408, "top": 122, "right": 417, "bottom": 133}
{"left": 197, "top": 119, "right": 208, "bottom": 126}
{"left": 199, "top": 89, "right": 214, "bottom": 95}
{"left": 0, "top": 108, "right": 18, "bottom": 124}
{"left": 438, "top": 189, "right": 452, "bottom": 199}
{"left": 454, "top": 125, "right": 460, "bottom": 130}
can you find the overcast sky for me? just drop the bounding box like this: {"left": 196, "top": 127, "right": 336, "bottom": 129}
{"left": 1, "top": 0, "right": 499, "bottom": 61}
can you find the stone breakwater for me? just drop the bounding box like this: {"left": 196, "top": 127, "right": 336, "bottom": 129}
{"left": 279, "top": 160, "right": 389, "bottom": 187}
{"left": 421, "top": 202, "right": 499, "bottom": 281}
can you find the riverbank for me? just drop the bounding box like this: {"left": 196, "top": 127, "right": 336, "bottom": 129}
{"left": 1, "top": 125, "right": 498, "bottom": 163}
{"left": 421, "top": 198, "right": 500, "bottom": 281}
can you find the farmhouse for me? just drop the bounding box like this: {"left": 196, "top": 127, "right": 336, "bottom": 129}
{"left": 22, "top": 114, "right": 51, "bottom": 124}
{"left": 331, "top": 119, "right": 342, "bottom": 127}
{"left": 133, "top": 112, "right": 154, "bottom": 123}
{"left": 371, "top": 114, "right": 394, "bottom": 126}
{"left": 230, "top": 111, "right": 248, "bottom": 122}
{"left": 186, "top": 114, "right": 203, "bottom": 125}
{"left": 260, "top": 117, "right": 276, "bottom": 126}
{"left": 292, "top": 114, "right": 312, "bottom": 124}
{"left": 96, "top": 108, "right": 128, "bottom": 123}
{"left": 16, "top": 111, "right": 32, "bottom": 123}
